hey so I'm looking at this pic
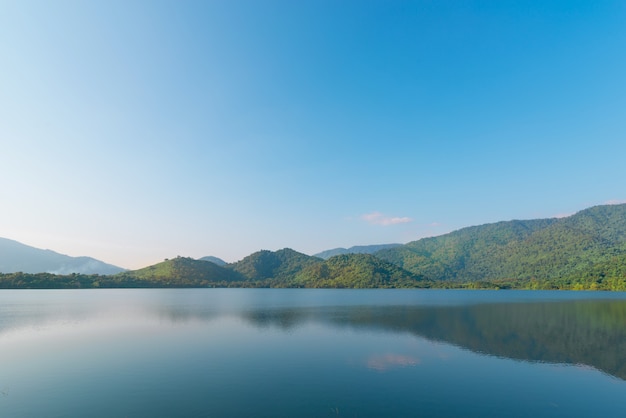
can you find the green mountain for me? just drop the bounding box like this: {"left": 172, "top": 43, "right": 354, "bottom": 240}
{"left": 313, "top": 243, "right": 402, "bottom": 260}
{"left": 113, "top": 257, "right": 243, "bottom": 287}
{"left": 0, "top": 249, "right": 421, "bottom": 289}
{"left": 228, "top": 248, "right": 322, "bottom": 284}
{"left": 111, "top": 250, "right": 424, "bottom": 288}
{"left": 376, "top": 204, "right": 626, "bottom": 286}
{"left": 3, "top": 204, "right": 625, "bottom": 290}
{"left": 293, "top": 253, "right": 427, "bottom": 288}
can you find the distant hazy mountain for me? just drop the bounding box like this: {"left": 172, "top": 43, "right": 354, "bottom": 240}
{"left": 198, "top": 256, "right": 227, "bottom": 266}
{"left": 375, "top": 204, "right": 626, "bottom": 283}
{"left": 0, "top": 237, "right": 125, "bottom": 275}
{"left": 314, "top": 244, "right": 402, "bottom": 260}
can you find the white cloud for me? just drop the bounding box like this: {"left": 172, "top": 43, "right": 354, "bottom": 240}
{"left": 361, "top": 212, "right": 412, "bottom": 226}
{"left": 605, "top": 199, "right": 626, "bottom": 205}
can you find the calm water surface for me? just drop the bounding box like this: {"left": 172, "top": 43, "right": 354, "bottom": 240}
{"left": 1, "top": 289, "right": 625, "bottom": 417}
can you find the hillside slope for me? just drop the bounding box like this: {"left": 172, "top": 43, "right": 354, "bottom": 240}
{"left": 376, "top": 204, "right": 626, "bottom": 283}
{"left": 114, "top": 257, "right": 243, "bottom": 286}
{"left": 228, "top": 248, "right": 322, "bottom": 283}
{"left": 294, "top": 253, "right": 427, "bottom": 288}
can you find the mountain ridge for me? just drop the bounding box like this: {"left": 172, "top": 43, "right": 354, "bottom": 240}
{"left": 113, "top": 256, "right": 243, "bottom": 286}
{"left": 294, "top": 253, "right": 427, "bottom": 288}
{"left": 0, "top": 237, "right": 125, "bottom": 275}
{"left": 3, "top": 203, "right": 625, "bottom": 290}
{"left": 375, "top": 204, "right": 626, "bottom": 285}
{"left": 227, "top": 248, "right": 323, "bottom": 283}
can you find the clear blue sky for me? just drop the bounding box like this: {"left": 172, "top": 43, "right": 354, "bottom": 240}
{"left": 1, "top": 1, "right": 625, "bottom": 269}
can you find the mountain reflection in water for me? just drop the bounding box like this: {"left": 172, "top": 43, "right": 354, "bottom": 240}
{"left": 1, "top": 290, "right": 624, "bottom": 382}
{"left": 237, "top": 300, "right": 626, "bottom": 380}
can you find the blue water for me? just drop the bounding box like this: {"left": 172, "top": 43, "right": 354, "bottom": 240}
{"left": 1, "top": 289, "right": 625, "bottom": 417}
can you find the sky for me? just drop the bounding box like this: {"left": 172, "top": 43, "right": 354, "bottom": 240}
{"left": 1, "top": 0, "right": 625, "bottom": 269}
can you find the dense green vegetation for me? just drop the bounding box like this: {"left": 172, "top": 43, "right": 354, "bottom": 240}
{"left": 2, "top": 204, "right": 625, "bottom": 290}
{"left": 293, "top": 253, "right": 427, "bottom": 288}
{"left": 114, "top": 257, "right": 244, "bottom": 286}
{"left": 0, "top": 257, "right": 242, "bottom": 288}
{"left": 376, "top": 219, "right": 555, "bottom": 280}
{"left": 0, "top": 252, "right": 426, "bottom": 289}
{"left": 228, "top": 248, "right": 322, "bottom": 283}
{"left": 0, "top": 272, "right": 106, "bottom": 289}
{"left": 376, "top": 204, "right": 626, "bottom": 289}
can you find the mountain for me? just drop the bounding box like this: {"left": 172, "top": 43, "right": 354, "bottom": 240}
{"left": 113, "top": 257, "right": 243, "bottom": 287}
{"left": 294, "top": 253, "right": 427, "bottom": 288}
{"left": 3, "top": 203, "right": 625, "bottom": 290}
{"left": 313, "top": 243, "right": 402, "bottom": 260}
{"left": 228, "top": 248, "right": 322, "bottom": 284}
{"left": 198, "top": 256, "right": 227, "bottom": 266}
{"left": 98, "top": 250, "right": 425, "bottom": 289}
{"left": 0, "top": 237, "right": 125, "bottom": 275}
{"left": 99, "top": 250, "right": 423, "bottom": 288}
{"left": 375, "top": 204, "right": 626, "bottom": 284}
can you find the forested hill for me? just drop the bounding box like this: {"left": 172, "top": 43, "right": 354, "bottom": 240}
{"left": 0, "top": 257, "right": 244, "bottom": 288}
{"left": 375, "top": 204, "right": 626, "bottom": 285}
{"left": 113, "top": 257, "right": 244, "bottom": 286}
{"left": 293, "top": 253, "right": 427, "bottom": 288}
{"left": 227, "top": 248, "right": 322, "bottom": 283}
{"left": 0, "top": 251, "right": 425, "bottom": 289}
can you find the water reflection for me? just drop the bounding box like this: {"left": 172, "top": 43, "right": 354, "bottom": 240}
{"left": 1, "top": 290, "right": 625, "bottom": 381}
{"left": 237, "top": 301, "right": 626, "bottom": 380}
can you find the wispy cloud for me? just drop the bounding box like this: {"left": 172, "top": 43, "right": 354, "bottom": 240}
{"left": 605, "top": 199, "right": 626, "bottom": 205}
{"left": 361, "top": 212, "right": 412, "bottom": 226}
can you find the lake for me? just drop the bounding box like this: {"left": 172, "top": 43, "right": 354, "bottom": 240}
{"left": 1, "top": 289, "right": 625, "bottom": 417}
